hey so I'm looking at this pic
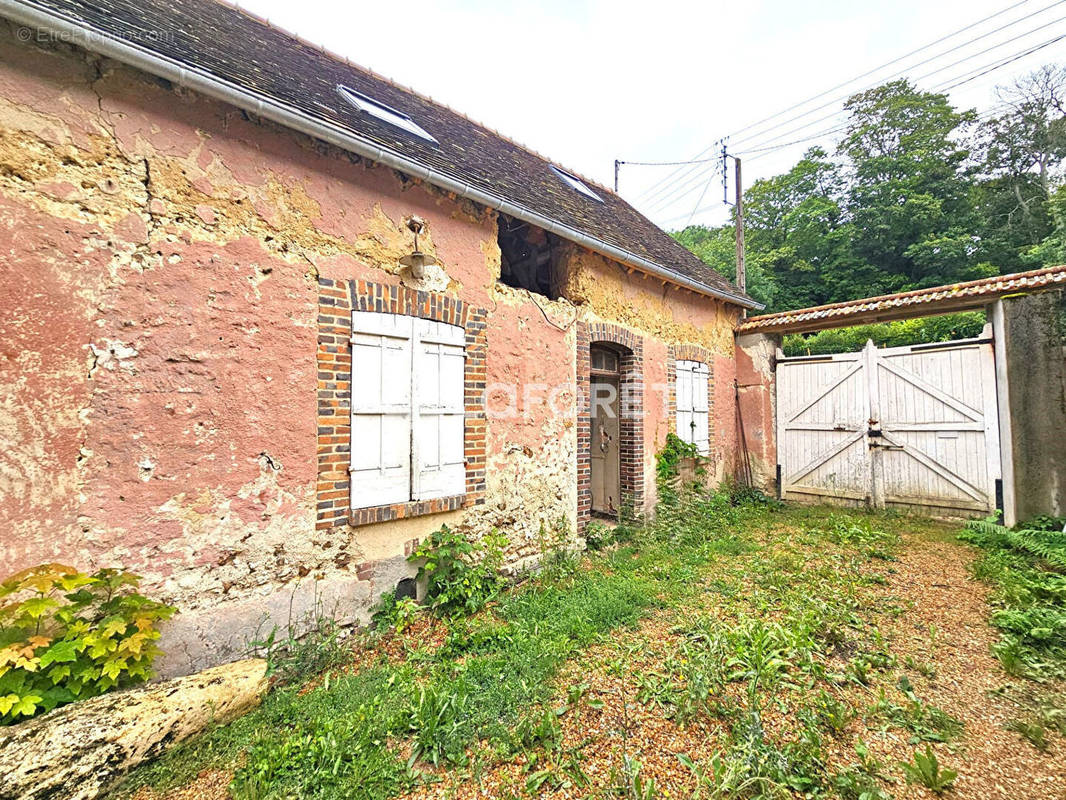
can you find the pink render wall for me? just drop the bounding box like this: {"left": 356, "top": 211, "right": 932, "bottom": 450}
{"left": 0, "top": 24, "right": 744, "bottom": 674}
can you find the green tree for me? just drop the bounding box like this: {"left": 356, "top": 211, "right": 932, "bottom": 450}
{"left": 670, "top": 67, "right": 1065, "bottom": 335}
{"left": 840, "top": 80, "right": 989, "bottom": 292}
{"left": 742, "top": 147, "right": 855, "bottom": 309}
{"left": 671, "top": 224, "right": 776, "bottom": 309}
{"left": 975, "top": 65, "right": 1066, "bottom": 269}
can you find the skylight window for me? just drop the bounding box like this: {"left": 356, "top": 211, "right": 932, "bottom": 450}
{"left": 549, "top": 165, "right": 603, "bottom": 202}
{"left": 336, "top": 85, "right": 437, "bottom": 144}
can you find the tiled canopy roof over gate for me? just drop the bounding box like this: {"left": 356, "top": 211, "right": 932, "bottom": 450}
{"left": 737, "top": 266, "right": 1066, "bottom": 335}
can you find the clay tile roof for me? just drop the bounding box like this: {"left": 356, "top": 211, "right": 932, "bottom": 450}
{"left": 3, "top": 0, "right": 760, "bottom": 308}
{"left": 737, "top": 266, "right": 1066, "bottom": 335}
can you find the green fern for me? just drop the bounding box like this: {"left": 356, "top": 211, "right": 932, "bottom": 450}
{"left": 961, "top": 519, "right": 1066, "bottom": 571}
{"left": 1006, "top": 529, "right": 1066, "bottom": 571}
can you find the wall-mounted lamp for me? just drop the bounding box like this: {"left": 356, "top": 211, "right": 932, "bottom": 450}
{"left": 399, "top": 215, "right": 437, "bottom": 279}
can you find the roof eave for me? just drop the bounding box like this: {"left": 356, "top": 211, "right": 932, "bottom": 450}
{"left": 1, "top": 0, "right": 762, "bottom": 311}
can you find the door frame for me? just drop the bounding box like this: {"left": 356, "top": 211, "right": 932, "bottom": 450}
{"left": 576, "top": 322, "right": 645, "bottom": 530}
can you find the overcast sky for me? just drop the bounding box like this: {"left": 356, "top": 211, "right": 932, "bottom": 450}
{"left": 235, "top": 0, "right": 1065, "bottom": 229}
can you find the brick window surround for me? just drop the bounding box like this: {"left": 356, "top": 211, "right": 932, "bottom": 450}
{"left": 316, "top": 278, "right": 487, "bottom": 529}
{"left": 666, "top": 343, "right": 716, "bottom": 446}
{"left": 577, "top": 321, "right": 644, "bottom": 531}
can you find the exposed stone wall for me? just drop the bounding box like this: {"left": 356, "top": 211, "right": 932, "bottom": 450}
{"left": 561, "top": 245, "right": 741, "bottom": 504}
{"left": 0, "top": 23, "right": 743, "bottom": 676}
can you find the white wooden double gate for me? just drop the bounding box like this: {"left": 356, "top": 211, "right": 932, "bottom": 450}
{"left": 777, "top": 336, "right": 1001, "bottom": 515}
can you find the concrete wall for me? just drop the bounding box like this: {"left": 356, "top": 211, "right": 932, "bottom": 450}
{"left": 735, "top": 332, "right": 779, "bottom": 495}
{"left": 0, "top": 25, "right": 743, "bottom": 676}
{"left": 1000, "top": 290, "right": 1066, "bottom": 523}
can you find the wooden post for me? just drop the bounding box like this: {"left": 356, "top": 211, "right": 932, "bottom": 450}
{"left": 734, "top": 156, "right": 746, "bottom": 297}
{"left": 865, "top": 339, "right": 885, "bottom": 510}
{"left": 990, "top": 299, "right": 1017, "bottom": 526}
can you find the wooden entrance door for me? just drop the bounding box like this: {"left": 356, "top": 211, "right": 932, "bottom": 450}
{"left": 777, "top": 336, "right": 1001, "bottom": 516}
{"left": 590, "top": 346, "right": 621, "bottom": 515}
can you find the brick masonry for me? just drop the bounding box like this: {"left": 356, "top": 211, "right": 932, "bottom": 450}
{"left": 666, "top": 342, "right": 716, "bottom": 447}
{"left": 316, "top": 278, "right": 487, "bottom": 529}
{"left": 576, "top": 321, "right": 645, "bottom": 531}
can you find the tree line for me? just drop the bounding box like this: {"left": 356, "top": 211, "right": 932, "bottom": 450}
{"left": 672, "top": 66, "right": 1066, "bottom": 321}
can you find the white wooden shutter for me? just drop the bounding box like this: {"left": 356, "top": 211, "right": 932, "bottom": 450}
{"left": 676, "top": 360, "right": 695, "bottom": 447}
{"left": 413, "top": 318, "right": 466, "bottom": 500}
{"left": 692, "top": 361, "right": 710, "bottom": 455}
{"left": 676, "top": 360, "right": 710, "bottom": 455}
{"left": 350, "top": 312, "right": 413, "bottom": 508}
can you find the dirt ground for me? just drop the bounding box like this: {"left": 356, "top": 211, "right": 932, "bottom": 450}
{"left": 131, "top": 512, "right": 1066, "bottom": 800}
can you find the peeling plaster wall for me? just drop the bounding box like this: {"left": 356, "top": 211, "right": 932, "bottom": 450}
{"left": 735, "top": 333, "right": 779, "bottom": 494}
{"left": 0, "top": 27, "right": 585, "bottom": 674}
{"left": 562, "top": 246, "right": 741, "bottom": 505}
{"left": 0, "top": 26, "right": 742, "bottom": 675}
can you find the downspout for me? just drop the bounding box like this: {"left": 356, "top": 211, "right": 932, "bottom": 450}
{"left": 0, "top": 0, "right": 762, "bottom": 311}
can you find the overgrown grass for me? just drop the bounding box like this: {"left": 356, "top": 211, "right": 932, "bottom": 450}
{"left": 959, "top": 515, "right": 1066, "bottom": 679}
{"left": 118, "top": 490, "right": 756, "bottom": 799}
{"left": 118, "top": 497, "right": 974, "bottom": 800}
{"left": 615, "top": 504, "right": 950, "bottom": 798}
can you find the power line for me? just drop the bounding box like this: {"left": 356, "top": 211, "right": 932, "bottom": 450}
{"left": 646, "top": 161, "right": 721, "bottom": 213}
{"left": 636, "top": 0, "right": 1066, "bottom": 208}
{"left": 616, "top": 156, "right": 718, "bottom": 167}
{"left": 632, "top": 0, "right": 1044, "bottom": 203}
{"left": 729, "top": 47, "right": 1056, "bottom": 170}
{"left": 649, "top": 15, "right": 1066, "bottom": 213}
{"left": 727, "top": 0, "right": 1037, "bottom": 143}
{"left": 643, "top": 139, "right": 728, "bottom": 213}
{"left": 656, "top": 40, "right": 1064, "bottom": 229}
{"left": 940, "top": 31, "right": 1066, "bottom": 89}
{"left": 733, "top": 57, "right": 1039, "bottom": 169}
{"left": 729, "top": 0, "right": 1065, "bottom": 150}
{"left": 732, "top": 27, "right": 1066, "bottom": 161}
{"left": 684, "top": 157, "right": 724, "bottom": 228}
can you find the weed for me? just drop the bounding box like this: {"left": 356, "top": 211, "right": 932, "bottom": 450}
{"left": 371, "top": 591, "right": 421, "bottom": 634}
{"left": 1007, "top": 718, "right": 1049, "bottom": 750}
{"left": 869, "top": 686, "right": 963, "bottom": 743}
{"left": 903, "top": 654, "right": 937, "bottom": 678}
{"left": 585, "top": 520, "right": 614, "bottom": 551}
{"left": 0, "top": 564, "right": 175, "bottom": 723}
{"left": 119, "top": 499, "right": 957, "bottom": 800}
{"left": 611, "top": 754, "right": 658, "bottom": 800}
{"left": 810, "top": 689, "right": 855, "bottom": 736}
{"left": 961, "top": 516, "right": 1066, "bottom": 678}
{"left": 248, "top": 603, "right": 350, "bottom": 688}
{"left": 408, "top": 526, "right": 506, "bottom": 617}
{"left": 655, "top": 432, "right": 699, "bottom": 483}
{"left": 710, "top": 709, "right": 824, "bottom": 797}
{"left": 832, "top": 767, "right": 889, "bottom": 800}
{"left": 899, "top": 745, "right": 957, "bottom": 794}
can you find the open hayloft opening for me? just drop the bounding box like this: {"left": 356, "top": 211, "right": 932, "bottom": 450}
{"left": 497, "top": 214, "right": 562, "bottom": 300}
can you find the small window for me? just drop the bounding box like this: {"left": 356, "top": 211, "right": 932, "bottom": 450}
{"left": 350, "top": 311, "right": 465, "bottom": 510}
{"left": 497, "top": 215, "right": 561, "bottom": 299}
{"left": 337, "top": 85, "right": 438, "bottom": 144}
{"left": 549, "top": 165, "right": 603, "bottom": 202}
{"left": 591, "top": 348, "right": 619, "bottom": 373}
{"left": 676, "top": 360, "right": 710, "bottom": 455}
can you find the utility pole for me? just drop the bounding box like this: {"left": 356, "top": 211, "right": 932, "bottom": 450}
{"left": 614, "top": 159, "right": 620, "bottom": 193}
{"left": 721, "top": 144, "right": 746, "bottom": 300}
{"left": 734, "top": 155, "right": 746, "bottom": 296}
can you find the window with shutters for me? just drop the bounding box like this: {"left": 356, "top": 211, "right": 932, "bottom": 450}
{"left": 350, "top": 311, "right": 466, "bottom": 510}
{"left": 675, "top": 359, "right": 710, "bottom": 455}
